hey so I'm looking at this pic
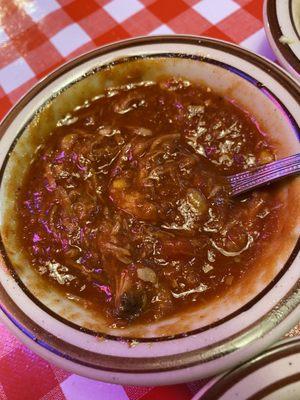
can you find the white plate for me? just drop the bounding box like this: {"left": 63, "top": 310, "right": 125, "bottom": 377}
{"left": 193, "top": 337, "right": 300, "bottom": 399}
{"left": 264, "top": 0, "right": 300, "bottom": 79}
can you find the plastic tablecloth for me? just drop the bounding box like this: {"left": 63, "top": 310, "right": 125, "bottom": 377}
{"left": 0, "top": 1, "right": 298, "bottom": 399}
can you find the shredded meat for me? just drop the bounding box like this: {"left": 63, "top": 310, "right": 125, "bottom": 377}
{"left": 17, "top": 77, "right": 280, "bottom": 327}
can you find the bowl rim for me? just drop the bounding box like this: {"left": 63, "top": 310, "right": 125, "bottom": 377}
{"left": 0, "top": 51, "right": 299, "bottom": 344}
{"left": 0, "top": 35, "right": 299, "bottom": 379}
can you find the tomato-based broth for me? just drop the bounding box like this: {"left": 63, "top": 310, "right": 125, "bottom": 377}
{"left": 17, "top": 77, "right": 281, "bottom": 327}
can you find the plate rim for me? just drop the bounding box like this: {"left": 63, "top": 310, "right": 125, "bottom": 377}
{"left": 192, "top": 336, "right": 300, "bottom": 399}
{"left": 263, "top": 0, "right": 300, "bottom": 78}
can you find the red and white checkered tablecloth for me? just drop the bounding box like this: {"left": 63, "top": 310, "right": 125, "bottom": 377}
{"left": 0, "top": 1, "right": 297, "bottom": 399}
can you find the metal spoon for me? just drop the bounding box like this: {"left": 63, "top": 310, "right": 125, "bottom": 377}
{"left": 227, "top": 153, "right": 300, "bottom": 197}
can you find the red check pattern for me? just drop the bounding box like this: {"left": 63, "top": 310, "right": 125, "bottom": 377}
{"left": 0, "top": 0, "right": 274, "bottom": 121}
{"left": 0, "top": 1, "right": 297, "bottom": 399}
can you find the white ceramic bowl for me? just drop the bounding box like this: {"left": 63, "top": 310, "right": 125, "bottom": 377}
{"left": 193, "top": 337, "right": 300, "bottom": 399}
{"left": 264, "top": 0, "right": 300, "bottom": 80}
{"left": 0, "top": 36, "right": 299, "bottom": 386}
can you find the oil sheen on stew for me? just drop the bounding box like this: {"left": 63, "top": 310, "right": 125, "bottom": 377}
{"left": 18, "top": 77, "right": 281, "bottom": 327}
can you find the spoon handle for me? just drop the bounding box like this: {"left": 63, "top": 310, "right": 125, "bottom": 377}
{"left": 227, "top": 153, "right": 300, "bottom": 197}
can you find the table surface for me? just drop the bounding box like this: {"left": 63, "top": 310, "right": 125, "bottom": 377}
{"left": 0, "top": 0, "right": 299, "bottom": 399}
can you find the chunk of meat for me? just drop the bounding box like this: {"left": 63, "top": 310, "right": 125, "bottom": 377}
{"left": 159, "top": 238, "right": 196, "bottom": 258}
{"left": 113, "top": 92, "right": 145, "bottom": 114}
{"left": 109, "top": 135, "right": 203, "bottom": 224}
{"left": 109, "top": 184, "right": 158, "bottom": 222}
{"left": 60, "top": 133, "right": 79, "bottom": 151}
{"left": 114, "top": 266, "right": 147, "bottom": 320}
{"left": 127, "top": 126, "right": 153, "bottom": 137}
{"left": 151, "top": 283, "right": 174, "bottom": 320}
{"left": 186, "top": 188, "right": 208, "bottom": 216}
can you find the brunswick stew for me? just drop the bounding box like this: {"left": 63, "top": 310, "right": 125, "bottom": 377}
{"left": 17, "top": 78, "right": 281, "bottom": 326}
